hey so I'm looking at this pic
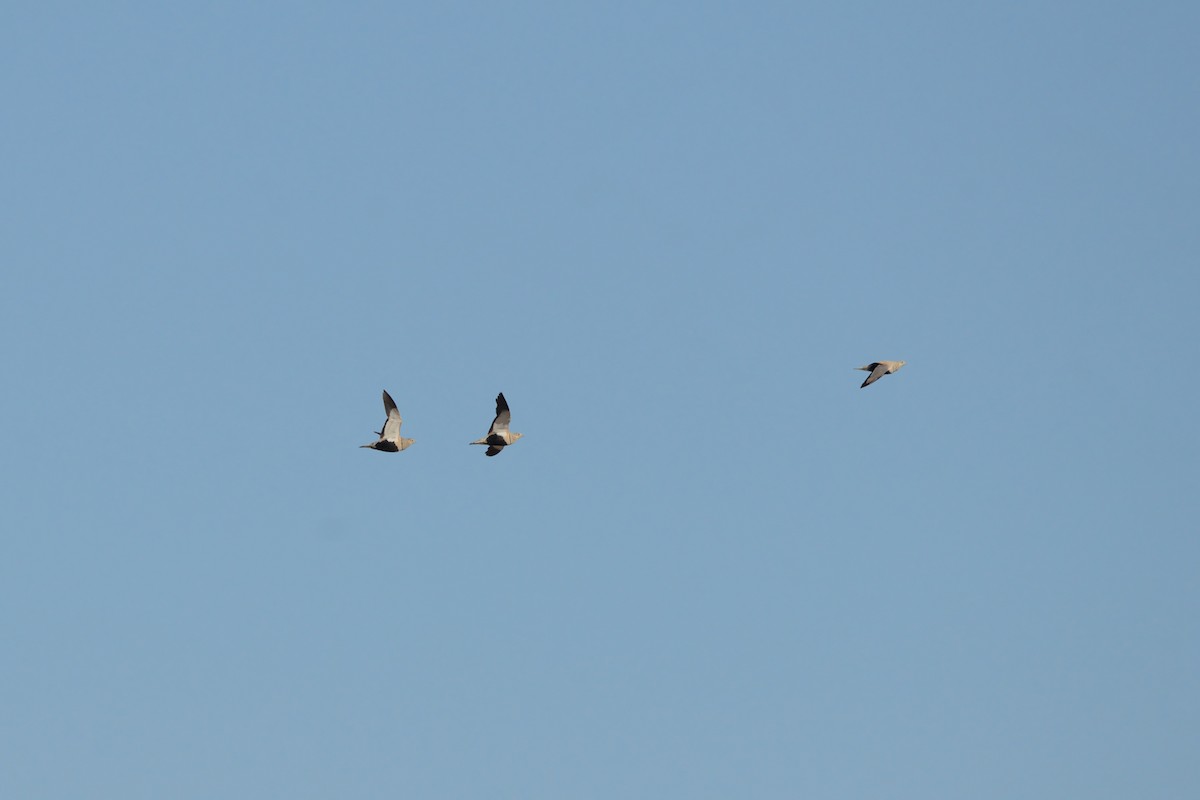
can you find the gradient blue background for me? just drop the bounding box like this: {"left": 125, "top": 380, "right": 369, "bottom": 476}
{"left": 3, "top": 2, "right": 1197, "bottom": 797}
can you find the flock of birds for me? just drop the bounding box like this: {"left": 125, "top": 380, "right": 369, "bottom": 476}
{"left": 361, "top": 360, "right": 905, "bottom": 456}
{"left": 360, "top": 391, "right": 523, "bottom": 456}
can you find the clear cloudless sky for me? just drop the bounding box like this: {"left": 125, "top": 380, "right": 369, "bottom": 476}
{"left": 2, "top": 2, "right": 1197, "bottom": 797}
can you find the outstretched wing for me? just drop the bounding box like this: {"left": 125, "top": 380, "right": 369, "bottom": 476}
{"left": 860, "top": 363, "right": 887, "bottom": 388}
{"left": 380, "top": 390, "right": 403, "bottom": 440}
{"left": 489, "top": 392, "right": 511, "bottom": 435}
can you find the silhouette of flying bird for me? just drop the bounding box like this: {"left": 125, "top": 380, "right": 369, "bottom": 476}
{"left": 471, "top": 392, "right": 523, "bottom": 457}
{"left": 360, "top": 390, "right": 414, "bottom": 451}
{"left": 856, "top": 360, "right": 906, "bottom": 388}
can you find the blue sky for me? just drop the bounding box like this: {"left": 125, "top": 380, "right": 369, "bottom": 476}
{"left": 2, "top": 2, "right": 1197, "bottom": 797}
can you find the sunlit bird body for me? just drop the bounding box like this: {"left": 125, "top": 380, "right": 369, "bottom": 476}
{"left": 856, "top": 360, "right": 906, "bottom": 388}
{"left": 360, "top": 390, "right": 414, "bottom": 452}
{"left": 471, "top": 392, "right": 523, "bottom": 457}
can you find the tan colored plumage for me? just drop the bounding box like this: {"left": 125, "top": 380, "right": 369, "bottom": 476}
{"left": 856, "top": 360, "right": 906, "bottom": 388}
{"left": 470, "top": 392, "right": 522, "bottom": 457}
{"left": 360, "top": 390, "right": 414, "bottom": 451}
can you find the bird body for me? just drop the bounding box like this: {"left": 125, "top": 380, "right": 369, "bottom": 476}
{"left": 361, "top": 390, "right": 414, "bottom": 451}
{"left": 856, "top": 360, "right": 906, "bottom": 388}
{"left": 471, "top": 393, "right": 522, "bottom": 456}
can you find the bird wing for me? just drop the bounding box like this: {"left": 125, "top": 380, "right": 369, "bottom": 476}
{"left": 485, "top": 445, "right": 503, "bottom": 457}
{"left": 380, "top": 390, "right": 403, "bottom": 440}
{"left": 860, "top": 363, "right": 888, "bottom": 388}
{"left": 489, "top": 392, "right": 511, "bottom": 435}
{"left": 382, "top": 390, "right": 398, "bottom": 416}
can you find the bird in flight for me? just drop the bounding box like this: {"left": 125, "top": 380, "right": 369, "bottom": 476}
{"left": 856, "top": 360, "right": 906, "bottom": 388}
{"left": 360, "top": 390, "right": 414, "bottom": 451}
{"left": 471, "top": 392, "right": 523, "bottom": 456}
